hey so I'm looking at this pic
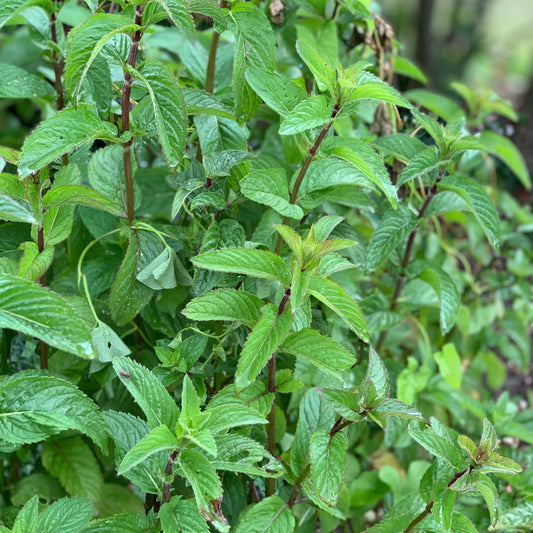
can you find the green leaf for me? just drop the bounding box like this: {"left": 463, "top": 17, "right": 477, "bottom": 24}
{"left": 0, "top": 373, "right": 106, "bottom": 447}
{"left": 118, "top": 425, "right": 178, "bottom": 475}
{"left": 479, "top": 130, "right": 531, "bottom": 189}
{"left": 280, "top": 328, "right": 356, "bottom": 380}
{"left": 178, "top": 449, "right": 226, "bottom": 529}
{"left": 394, "top": 57, "right": 427, "bottom": 84}
{"left": 42, "top": 436, "right": 104, "bottom": 501}
{"left": 0, "top": 63, "right": 55, "bottom": 98}
{"left": 192, "top": 247, "right": 291, "bottom": 286}
{"left": 233, "top": 495, "right": 294, "bottom": 533}
{"left": 241, "top": 169, "right": 303, "bottom": 220}
{"left": 88, "top": 144, "right": 139, "bottom": 212}
{"left": 109, "top": 232, "right": 154, "bottom": 326}
{"left": 42, "top": 185, "right": 125, "bottom": 216}
{"left": 91, "top": 321, "right": 131, "bottom": 363}
{"left": 94, "top": 483, "right": 144, "bottom": 518}
{"left": 136, "top": 247, "right": 187, "bottom": 290}
{"left": 279, "top": 96, "right": 331, "bottom": 135}
{"left": 409, "top": 261, "right": 460, "bottom": 334}
{"left": 348, "top": 76, "right": 411, "bottom": 108}
{"left": 38, "top": 496, "right": 94, "bottom": 533}
{"left": 307, "top": 215, "right": 344, "bottom": 242}
{"left": 113, "top": 357, "right": 180, "bottom": 430}
{"left": 103, "top": 411, "right": 164, "bottom": 496}
{"left": 319, "top": 137, "right": 397, "bottom": 205}
{"left": 373, "top": 399, "right": 424, "bottom": 422}
{"left": 82, "top": 512, "right": 154, "bottom": 533}
{"left": 11, "top": 473, "right": 64, "bottom": 506}
{"left": 308, "top": 277, "right": 369, "bottom": 341}
{"left": 437, "top": 174, "right": 500, "bottom": 247}
{"left": 397, "top": 145, "right": 442, "bottom": 187}
{"left": 408, "top": 427, "right": 463, "bottom": 468}
{"left": 366, "top": 206, "right": 417, "bottom": 272}
{"left": 65, "top": 14, "right": 138, "bottom": 100}
{"left": 235, "top": 305, "right": 292, "bottom": 391}
{"left": 0, "top": 274, "right": 95, "bottom": 357}
{"left": 275, "top": 225, "right": 304, "bottom": 263}
{"left": 291, "top": 388, "right": 335, "bottom": 474}
{"left": 372, "top": 133, "right": 427, "bottom": 163}
{"left": 183, "top": 289, "right": 263, "bottom": 328}
{"left": 493, "top": 500, "right": 533, "bottom": 531}
{"left": 155, "top": 0, "right": 194, "bottom": 35}
{"left": 476, "top": 473, "right": 498, "bottom": 526}
{"left": 434, "top": 343, "right": 462, "bottom": 388}
{"left": 406, "top": 89, "right": 462, "bottom": 121}
{"left": 12, "top": 495, "right": 38, "bottom": 533}
{"left": 363, "top": 347, "right": 390, "bottom": 401}
{"left": 296, "top": 40, "right": 336, "bottom": 95}
{"left": 310, "top": 429, "right": 347, "bottom": 507}
{"left": 245, "top": 66, "right": 307, "bottom": 117}
{"left": 451, "top": 512, "right": 479, "bottom": 532}
{"left": 0, "top": 194, "right": 36, "bottom": 223}
{"left": 184, "top": 87, "right": 234, "bottom": 119}
{"left": 17, "top": 241, "right": 53, "bottom": 281}
{"left": 412, "top": 109, "right": 446, "bottom": 151}
{"left": 18, "top": 106, "right": 116, "bottom": 178}
{"left": 133, "top": 61, "right": 187, "bottom": 168}
{"left": 159, "top": 497, "right": 209, "bottom": 533}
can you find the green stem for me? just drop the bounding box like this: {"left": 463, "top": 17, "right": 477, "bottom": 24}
{"left": 122, "top": 5, "right": 144, "bottom": 223}
{"left": 274, "top": 103, "right": 341, "bottom": 255}
{"left": 376, "top": 173, "right": 444, "bottom": 353}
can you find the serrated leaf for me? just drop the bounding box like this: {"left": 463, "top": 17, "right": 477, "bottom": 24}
{"left": 296, "top": 40, "right": 336, "bottom": 95}
{"left": 397, "top": 145, "right": 442, "bottom": 187}
{"left": 103, "top": 411, "right": 164, "bottom": 496}
{"left": 372, "top": 133, "right": 427, "bottom": 163}
{"left": 178, "top": 449, "right": 226, "bottom": 528}
{"left": 155, "top": 0, "right": 194, "bottom": 35}
{"left": 81, "top": 512, "right": 154, "bottom": 533}
{"left": 373, "top": 399, "right": 424, "bottom": 421}
{"left": 192, "top": 247, "right": 291, "bottom": 286}
{"left": 281, "top": 328, "right": 356, "bottom": 380}
{"left": 113, "top": 357, "right": 180, "bottom": 430}
{"left": 366, "top": 206, "right": 417, "bottom": 272}
{"left": 451, "top": 512, "right": 479, "bottom": 532}
{"left": 408, "top": 427, "right": 463, "bottom": 468}
{"left": 109, "top": 233, "right": 154, "bottom": 326}
{"left": 0, "top": 274, "right": 94, "bottom": 357}
{"left": 184, "top": 87, "right": 234, "bottom": 119}
{"left": 18, "top": 106, "right": 116, "bottom": 178}
{"left": 38, "top": 496, "right": 94, "bottom": 533}
{"left": 183, "top": 288, "right": 263, "bottom": 328}
{"left": 42, "top": 185, "right": 125, "bottom": 216}
{"left": 203, "top": 402, "right": 267, "bottom": 434}
{"left": 241, "top": 169, "right": 303, "bottom": 220}
{"left": 42, "top": 436, "right": 104, "bottom": 501}
{"left": 322, "top": 141, "right": 397, "bottom": 208}
{"left": 308, "top": 277, "right": 369, "bottom": 341}
{"left": 133, "top": 61, "right": 187, "bottom": 168}
{"left": 118, "top": 425, "right": 178, "bottom": 475}
{"left": 349, "top": 79, "right": 410, "bottom": 107}
{"left": 235, "top": 305, "right": 292, "bottom": 391}
{"left": 279, "top": 95, "right": 331, "bottom": 135}
{"left": 65, "top": 14, "right": 138, "bottom": 100}
{"left": 493, "top": 500, "right": 533, "bottom": 531}
{"left": 394, "top": 56, "right": 427, "bottom": 84}
{"left": 0, "top": 194, "right": 36, "bottom": 223}
{"left": 408, "top": 261, "right": 460, "bottom": 334}
{"left": 0, "top": 63, "right": 55, "bottom": 98}
{"left": 479, "top": 130, "right": 531, "bottom": 189}
{"left": 210, "top": 433, "right": 282, "bottom": 478}
{"left": 159, "top": 497, "right": 209, "bottom": 533}
{"left": 245, "top": 66, "right": 307, "bottom": 117}
{"left": 310, "top": 429, "right": 347, "bottom": 507}
{"left": 12, "top": 495, "right": 38, "bottom": 533}
{"left": 406, "top": 89, "right": 462, "bottom": 121}
{"left": 233, "top": 495, "right": 294, "bottom": 533}
{"left": 0, "top": 373, "right": 106, "bottom": 447}
{"left": 437, "top": 174, "right": 500, "bottom": 247}
{"left": 364, "top": 347, "right": 390, "bottom": 401}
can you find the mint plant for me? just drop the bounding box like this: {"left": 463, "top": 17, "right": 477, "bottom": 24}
{"left": 0, "top": 0, "right": 531, "bottom": 532}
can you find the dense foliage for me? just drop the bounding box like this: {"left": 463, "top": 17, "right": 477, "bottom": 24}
{"left": 0, "top": 0, "right": 532, "bottom": 531}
